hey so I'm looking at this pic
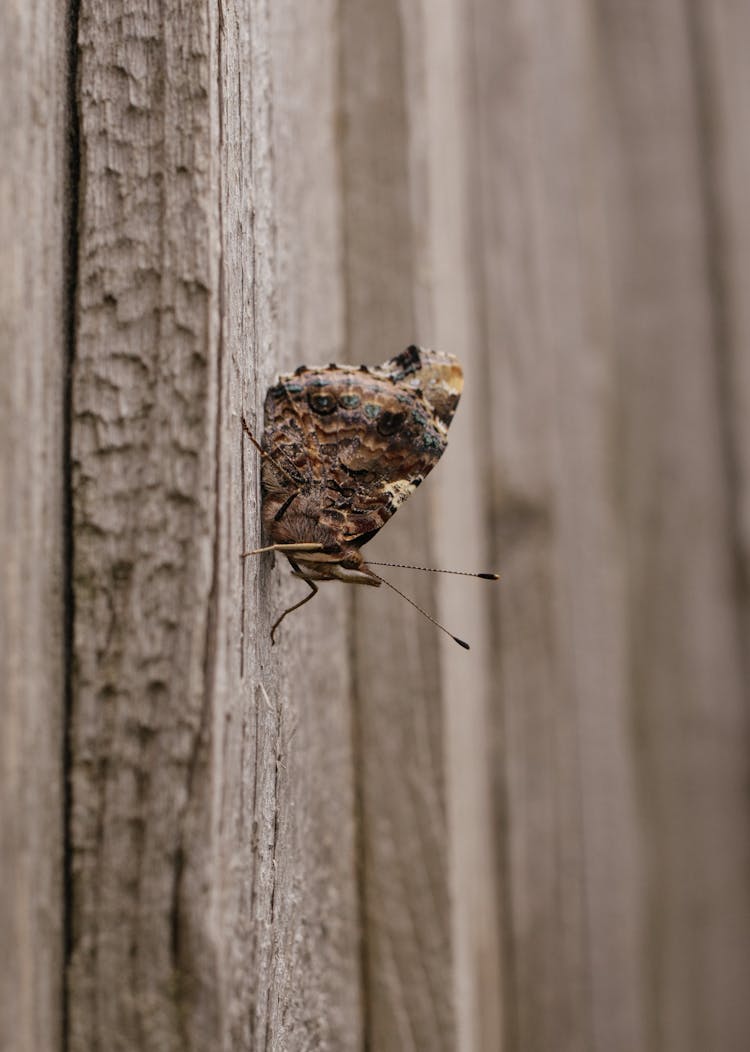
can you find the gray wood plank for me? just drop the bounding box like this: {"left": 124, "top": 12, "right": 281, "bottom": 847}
{"left": 597, "top": 2, "right": 750, "bottom": 1048}
{"left": 402, "top": 2, "right": 505, "bottom": 1049}
{"left": 69, "top": 1, "right": 361, "bottom": 1048}
{"left": 70, "top": 1, "right": 222, "bottom": 1045}
{"left": 0, "top": 1, "right": 70, "bottom": 1050}
{"left": 10, "top": 2, "right": 749, "bottom": 1048}
{"left": 218, "top": 0, "right": 362, "bottom": 1046}
{"left": 467, "top": 2, "right": 646, "bottom": 1050}
{"left": 689, "top": 0, "right": 750, "bottom": 646}
{"left": 339, "top": 3, "right": 456, "bottom": 1048}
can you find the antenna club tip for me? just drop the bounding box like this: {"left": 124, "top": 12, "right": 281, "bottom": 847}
{"left": 479, "top": 572, "right": 500, "bottom": 580}
{"left": 454, "top": 637, "right": 471, "bottom": 650}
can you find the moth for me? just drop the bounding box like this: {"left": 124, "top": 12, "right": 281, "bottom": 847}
{"left": 243, "top": 345, "right": 497, "bottom": 647}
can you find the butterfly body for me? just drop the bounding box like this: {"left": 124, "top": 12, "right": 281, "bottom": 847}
{"left": 255, "top": 345, "right": 463, "bottom": 638}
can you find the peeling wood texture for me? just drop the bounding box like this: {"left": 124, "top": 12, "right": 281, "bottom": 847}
{"left": 3, "top": 1, "right": 750, "bottom": 1050}
{"left": 69, "top": 0, "right": 360, "bottom": 1048}
{"left": 0, "top": 1, "right": 70, "bottom": 1050}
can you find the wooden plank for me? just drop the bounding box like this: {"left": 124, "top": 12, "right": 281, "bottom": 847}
{"left": 596, "top": 2, "right": 750, "bottom": 1048}
{"left": 339, "top": 3, "right": 455, "bottom": 1048}
{"left": 402, "top": 2, "right": 504, "bottom": 1049}
{"left": 70, "top": 1, "right": 221, "bottom": 1044}
{"left": 69, "top": 1, "right": 361, "bottom": 1048}
{"left": 0, "top": 1, "right": 70, "bottom": 1050}
{"left": 689, "top": 1, "right": 750, "bottom": 640}
{"left": 216, "top": 0, "right": 361, "bottom": 1045}
{"left": 467, "top": 1, "right": 646, "bottom": 1049}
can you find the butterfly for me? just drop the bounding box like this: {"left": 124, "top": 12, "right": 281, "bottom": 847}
{"left": 243, "top": 345, "right": 497, "bottom": 647}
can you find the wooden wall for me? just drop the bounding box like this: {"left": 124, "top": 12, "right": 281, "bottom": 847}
{"left": 1, "top": 1, "right": 71, "bottom": 1049}
{"left": 2, "top": 1, "right": 749, "bottom": 1049}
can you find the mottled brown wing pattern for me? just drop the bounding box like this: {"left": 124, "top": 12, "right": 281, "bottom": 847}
{"left": 248, "top": 345, "right": 468, "bottom": 644}
{"left": 261, "top": 345, "right": 463, "bottom": 551}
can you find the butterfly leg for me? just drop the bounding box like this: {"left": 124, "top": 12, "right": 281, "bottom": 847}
{"left": 242, "top": 415, "right": 301, "bottom": 487}
{"left": 241, "top": 416, "right": 265, "bottom": 457}
{"left": 270, "top": 557, "right": 319, "bottom": 644}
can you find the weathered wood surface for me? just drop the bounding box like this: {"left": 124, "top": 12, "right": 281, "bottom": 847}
{"left": 402, "top": 3, "right": 505, "bottom": 1049}
{"left": 70, "top": 0, "right": 359, "bottom": 1048}
{"left": 468, "top": 4, "right": 641, "bottom": 1049}
{"left": 225, "top": 0, "right": 361, "bottom": 1045}
{"left": 4, "top": 0, "right": 750, "bottom": 1049}
{"left": 469, "top": 1, "right": 750, "bottom": 1050}
{"left": 691, "top": 1, "right": 750, "bottom": 647}
{"left": 0, "top": 2, "right": 70, "bottom": 1050}
{"left": 598, "top": 3, "right": 750, "bottom": 1048}
{"left": 339, "top": 3, "right": 456, "bottom": 1049}
{"left": 70, "top": 0, "right": 220, "bottom": 1043}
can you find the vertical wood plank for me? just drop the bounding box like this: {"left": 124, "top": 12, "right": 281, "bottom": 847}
{"left": 70, "top": 0, "right": 221, "bottom": 1045}
{"left": 0, "top": 2, "right": 70, "bottom": 1050}
{"left": 70, "top": 1, "right": 362, "bottom": 1048}
{"left": 214, "top": 0, "right": 362, "bottom": 1046}
{"left": 596, "top": 2, "right": 750, "bottom": 1048}
{"left": 340, "top": 3, "right": 455, "bottom": 1048}
{"left": 689, "top": 0, "right": 750, "bottom": 637}
{"left": 402, "top": 1, "right": 505, "bottom": 1049}
{"left": 9, "top": 2, "right": 747, "bottom": 1046}
{"left": 467, "top": 1, "right": 646, "bottom": 1049}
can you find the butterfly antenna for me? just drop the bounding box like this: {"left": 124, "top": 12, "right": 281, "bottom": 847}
{"left": 366, "top": 568, "right": 471, "bottom": 650}
{"left": 367, "top": 561, "right": 499, "bottom": 581}
{"left": 242, "top": 416, "right": 302, "bottom": 487}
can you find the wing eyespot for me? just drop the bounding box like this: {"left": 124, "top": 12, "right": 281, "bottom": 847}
{"left": 308, "top": 391, "right": 337, "bottom": 415}
{"left": 377, "top": 410, "right": 406, "bottom": 437}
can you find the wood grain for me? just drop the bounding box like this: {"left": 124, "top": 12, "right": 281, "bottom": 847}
{"left": 5, "top": 2, "right": 750, "bottom": 1048}
{"left": 70, "top": 1, "right": 360, "bottom": 1048}
{"left": 468, "top": 1, "right": 645, "bottom": 1049}
{"left": 597, "top": 2, "right": 750, "bottom": 1048}
{"left": 70, "top": 1, "right": 220, "bottom": 1045}
{"left": 215, "top": 0, "right": 361, "bottom": 1045}
{"left": 403, "top": 2, "right": 505, "bottom": 1049}
{"left": 0, "top": 2, "right": 70, "bottom": 1050}
{"left": 469, "top": 0, "right": 750, "bottom": 1049}
{"left": 689, "top": 0, "right": 750, "bottom": 645}
{"left": 340, "top": 3, "right": 455, "bottom": 1048}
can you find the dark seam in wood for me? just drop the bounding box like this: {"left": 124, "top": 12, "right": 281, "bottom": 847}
{"left": 263, "top": 701, "right": 283, "bottom": 1052}
{"left": 132, "top": 732, "right": 149, "bottom": 1051}
{"left": 684, "top": 0, "right": 750, "bottom": 690}
{"left": 169, "top": 843, "right": 184, "bottom": 970}
{"left": 170, "top": 0, "right": 229, "bottom": 1033}
{"left": 92, "top": 753, "right": 109, "bottom": 1052}
{"left": 217, "top": 0, "right": 246, "bottom": 687}
{"left": 349, "top": 599, "right": 371, "bottom": 1052}
{"left": 247, "top": 695, "right": 261, "bottom": 1050}
{"left": 167, "top": 8, "right": 228, "bottom": 1033}
{"left": 241, "top": 410, "right": 247, "bottom": 679}
{"left": 246, "top": 0, "right": 263, "bottom": 665}
{"left": 62, "top": 0, "right": 82, "bottom": 1046}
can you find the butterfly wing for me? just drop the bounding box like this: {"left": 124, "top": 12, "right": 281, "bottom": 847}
{"left": 262, "top": 346, "right": 463, "bottom": 547}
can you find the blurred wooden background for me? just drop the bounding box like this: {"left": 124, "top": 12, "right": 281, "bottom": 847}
{"left": 3, "top": 0, "right": 750, "bottom": 1049}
